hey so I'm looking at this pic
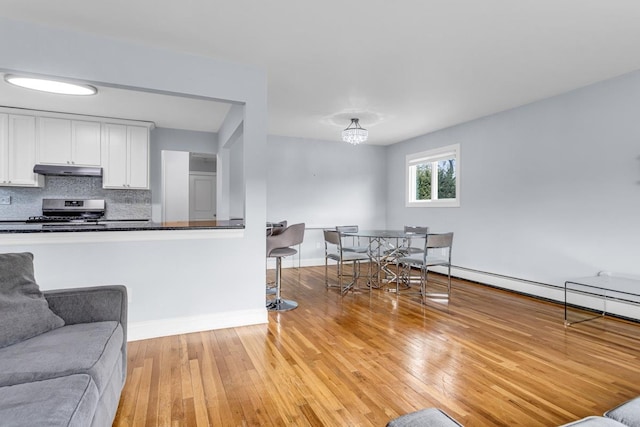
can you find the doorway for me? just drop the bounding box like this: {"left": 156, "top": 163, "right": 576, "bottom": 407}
{"left": 161, "top": 150, "right": 217, "bottom": 221}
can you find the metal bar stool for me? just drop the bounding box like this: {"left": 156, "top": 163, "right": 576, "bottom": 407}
{"left": 266, "top": 220, "right": 287, "bottom": 295}
{"left": 266, "top": 223, "right": 305, "bottom": 311}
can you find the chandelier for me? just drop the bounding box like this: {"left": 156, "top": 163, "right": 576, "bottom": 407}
{"left": 342, "top": 118, "right": 368, "bottom": 145}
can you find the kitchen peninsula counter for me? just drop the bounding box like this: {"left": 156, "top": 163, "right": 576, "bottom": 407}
{"left": 0, "top": 220, "right": 244, "bottom": 234}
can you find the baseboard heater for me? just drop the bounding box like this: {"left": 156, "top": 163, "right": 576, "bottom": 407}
{"left": 446, "top": 265, "right": 640, "bottom": 322}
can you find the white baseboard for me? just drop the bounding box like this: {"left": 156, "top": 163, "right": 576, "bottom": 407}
{"left": 128, "top": 308, "right": 268, "bottom": 341}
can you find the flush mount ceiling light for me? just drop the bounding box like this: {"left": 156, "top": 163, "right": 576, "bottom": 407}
{"left": 4, "top": 74, "right": 97, "bottom": 96}
{"left": 342, "top": 118, "right": 368, "bottom": 145}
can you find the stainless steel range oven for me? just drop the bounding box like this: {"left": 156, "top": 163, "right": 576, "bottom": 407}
{"left": 26, "top": 199, "right": 106, "bottom": 224}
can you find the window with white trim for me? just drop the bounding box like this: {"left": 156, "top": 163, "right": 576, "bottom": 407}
{"left": 406, "top": 144, "right": 460, "bottom": 207}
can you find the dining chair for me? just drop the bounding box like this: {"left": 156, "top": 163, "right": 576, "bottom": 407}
{"left": 335, "top": 225, "right": 368, "bottom": 281}
{"left": 266, "top": 222, "right": 305, "bottom": 311}
{"left": 402, "top": 225, "right": 429, "bottom": 254}
{"left": 324, "top": 229, "right": 370, "bottom": 295}
{"left": 335, "top": 225, "right": 368, "bottom": 253}
{"left": 397, "top": 232, "right": 454, "bottom": 299}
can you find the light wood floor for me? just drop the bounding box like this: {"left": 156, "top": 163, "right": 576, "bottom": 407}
{"left": 113, "top": 266, "right": 640, "bottom": 426}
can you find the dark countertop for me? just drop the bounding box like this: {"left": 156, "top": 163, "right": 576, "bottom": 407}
{"left": 0, "top": 220, "right": 245, "bottom": 233}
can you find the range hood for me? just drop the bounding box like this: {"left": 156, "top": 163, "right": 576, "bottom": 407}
{"left": 33, "top": 164, "right": 103, "bottom": 177}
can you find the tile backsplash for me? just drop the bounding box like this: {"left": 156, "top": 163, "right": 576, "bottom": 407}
{"left": 0, "top": 176, "right": 151, "bottom": 220}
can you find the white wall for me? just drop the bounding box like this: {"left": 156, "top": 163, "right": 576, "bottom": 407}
{"left": 161, "top": 150, "right": 190, "bottom": 221}
{"left": 0, "top": 17, "right": 268, "bottom": 339}
{"left": 266, "top": 135, "right": 387, "bottom": 265}
{"left": 216, "top": 106, "right": 244, "bottom": 221}
{"left": 229, "top": 135, "right": 245, "bottom": 219}
{"left": 386, "top": 69, "right": 640, "bottom": 299}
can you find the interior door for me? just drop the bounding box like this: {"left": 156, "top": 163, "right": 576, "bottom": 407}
{"left": 189, "top": 173, "right": 216, "bottom": 220}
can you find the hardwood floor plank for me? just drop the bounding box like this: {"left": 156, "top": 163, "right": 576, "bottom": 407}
{"left": 132, "top": 358, "right": 153, "bottom": 426}
{"left": 143, "top": 338, "right": 162, "bottom": 426}
{"left": 188, "top": 359, "right": 210, "bottom": 426}
{"left": 115, "top": 364, "right": 141, "bottom": 427}
{"left": 182, "top": 397, "right": 197, "bottom": 427}
{"left": 169, "top": 337, "right": 186, "bottom": 426}
{"left": 114, "top": 267, "right": 640, "bottom": 426}
{"left": 155, "top": 337, "right": 173, "bottom": 427}
{"left": 179, "top": 334, "right": 193, "bottom": 401}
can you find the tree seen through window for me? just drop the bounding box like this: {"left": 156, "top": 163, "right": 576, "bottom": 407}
{"left": 415, "top": 159, "right": 456, "bottom": 200}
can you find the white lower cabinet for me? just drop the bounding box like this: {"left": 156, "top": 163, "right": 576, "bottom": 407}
{"left": 0, "top": 114, "right": 43, "bottom": 187}
{"left": 102, "top": 124, "right": 149, "bottom": 189}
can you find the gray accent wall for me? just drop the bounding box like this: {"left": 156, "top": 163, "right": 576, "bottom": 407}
{"left": 267, "top": 135, "right": 387, "bottom": 264}
{"left": 386, "top": 69, "right": 640, "bottom": 288}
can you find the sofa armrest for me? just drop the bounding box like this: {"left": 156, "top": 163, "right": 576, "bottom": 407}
{"left": 44, "top": 285, "right": 128, "bottom": 344}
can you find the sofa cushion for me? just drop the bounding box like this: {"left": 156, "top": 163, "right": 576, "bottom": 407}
{"left": 0, "top": 252, "right": 64, "bottom": 348}
{"left": 0, "top": 374, "right": 99, "bottom": 427}
{"left": 605, "top": 397, "right": 640, "bottom": 426}
{"left": 0, "top": 321, "right": 123, "bottom": 393}
{"left": 387, "top": 408, "right": 463, "bottom": 427}
{"left": 559, "top": 416, "right": 628, "bottom": 426}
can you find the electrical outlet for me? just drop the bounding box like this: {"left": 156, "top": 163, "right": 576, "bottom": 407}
{"left": 0, "top": 196, "right": 10, "bottom": 205}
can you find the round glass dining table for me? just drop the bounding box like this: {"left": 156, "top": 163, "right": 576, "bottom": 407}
{"left": 341, "top": 230, "right": 427, "bottom": 288}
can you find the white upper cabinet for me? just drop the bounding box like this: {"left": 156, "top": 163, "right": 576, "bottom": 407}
{"left": 127, "top": 126, "right": 150, "bottom": 189}
{"left": 102, "top": 124, "right": 127, "bottom": 188}
{"left": 38, "top": 117, "right": 101, "bottom": 166}
{"left": 102, "top": 123, "right": 150, "bottom": 189}
{"left": 73, "top": 121, "right": 102, "bottom": 166}
{"left": 0, "top": 114, "right": 7, "bottom": 185}
{"left": 0, "top": 114, "right": 43, "bottom": 187}
{"left": 0, "top": 107, "right": 152, "bottom": 189}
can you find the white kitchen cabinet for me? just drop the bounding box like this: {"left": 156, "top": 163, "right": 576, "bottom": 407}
{"left": 38, "top": 117, "right": 101, "bottom": 166}
{"left": 102, "top": 123, "right": 149, "bottom": 189}
{"left": 0, "top": 114, "right": 43, "bottom": 187}
{"left": 0, "top": 114, "right": 6, "bottom": 184}
{"left": 126, "top": 126, "right": 149, "bottom": 189}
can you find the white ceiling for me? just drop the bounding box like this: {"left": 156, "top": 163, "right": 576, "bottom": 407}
{"left": 0, "top": 80, "right": 232, "bottom": 132}
{"left": 3, "top": 0, "right": 640, "bottom": 145}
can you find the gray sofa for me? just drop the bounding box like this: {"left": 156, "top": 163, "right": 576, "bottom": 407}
{"left": 387, "top": 398, "right": 640, "bottom": 427}
{"left": 0, "top": 252, "right": 127, "bottom": 427}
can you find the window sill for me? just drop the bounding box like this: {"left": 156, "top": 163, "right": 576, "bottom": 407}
{"left": 406, "top": 200, "right": 460, "bottom": 208}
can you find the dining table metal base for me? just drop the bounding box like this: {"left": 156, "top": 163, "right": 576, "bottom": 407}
{"left": 342, "top": 230, "right": 429, "bottom": 292}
